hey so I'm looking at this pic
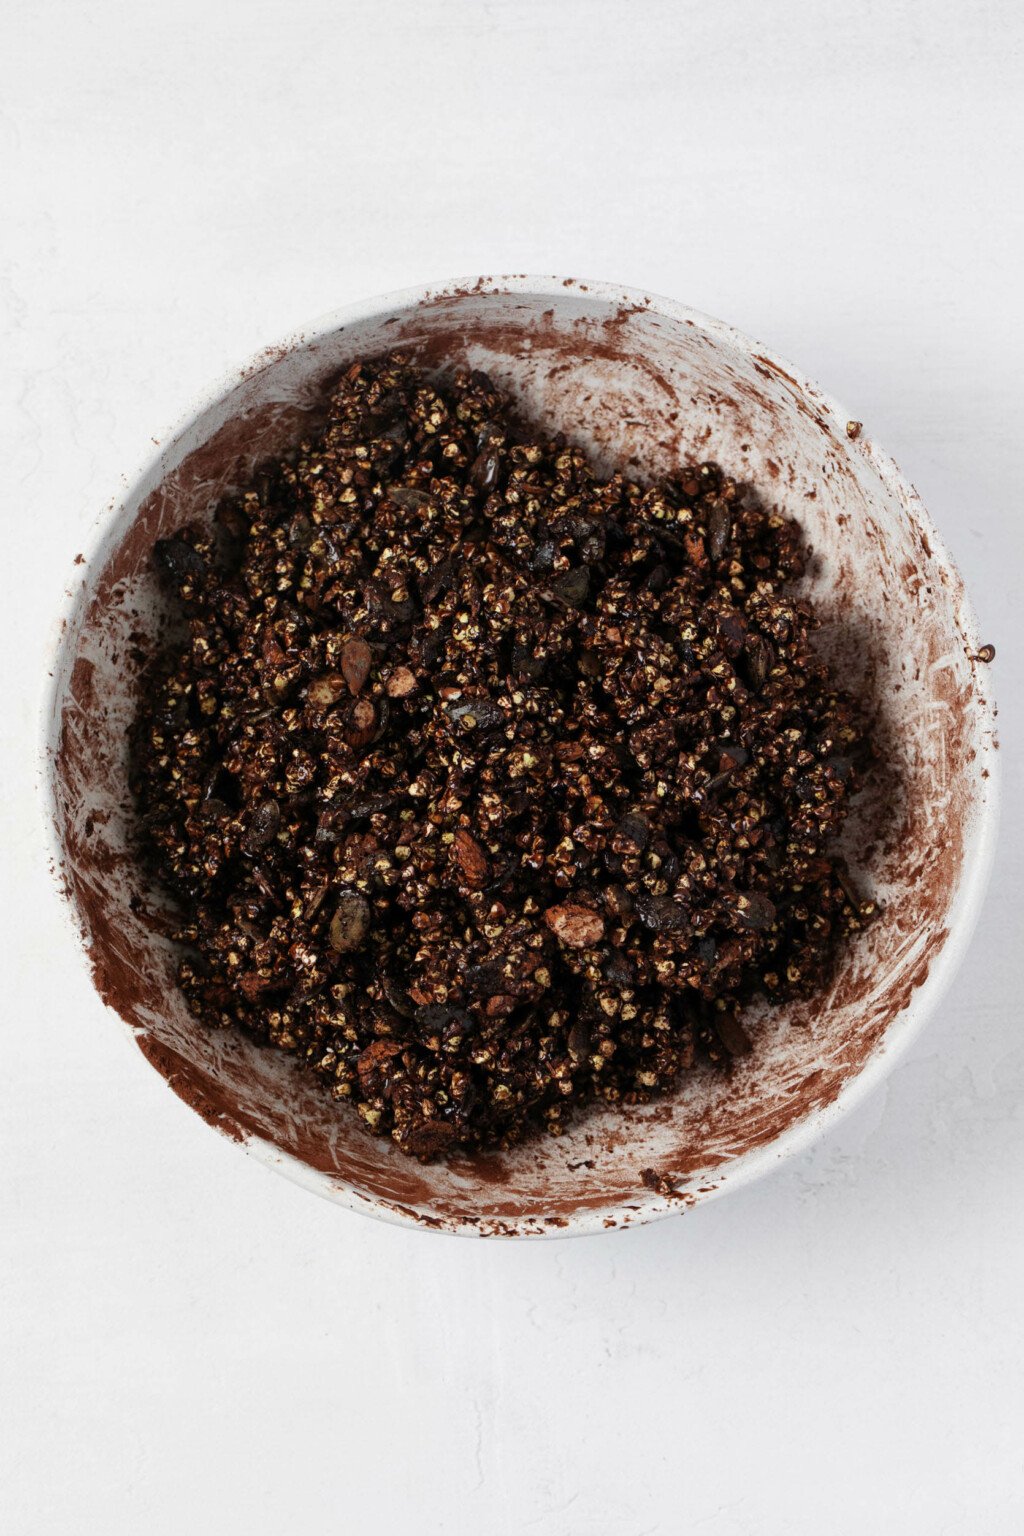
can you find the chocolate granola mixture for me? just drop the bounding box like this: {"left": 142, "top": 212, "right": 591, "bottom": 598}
{"left": 132, "top": 356, "right": 874, "bottom": 1158}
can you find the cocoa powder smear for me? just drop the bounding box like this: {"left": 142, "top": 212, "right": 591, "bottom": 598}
{"left": 131, "top": 356, "right": 874, "bottom": 1160}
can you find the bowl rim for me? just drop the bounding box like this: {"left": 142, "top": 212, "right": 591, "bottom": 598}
{"left": 38, "top": 273, "right": 1001, "bottom": 1238}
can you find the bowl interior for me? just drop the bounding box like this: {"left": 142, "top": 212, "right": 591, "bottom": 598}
{"left": 47, "top": 280, "right": 997, "bottom": 1234}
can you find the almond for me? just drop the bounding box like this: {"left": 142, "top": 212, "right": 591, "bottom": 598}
{"left": 307, "top": 673, "right": 346, "bottom": 709}
{"left": 544, "top": 902, "right": 605, "bottom": 949}
{"left": 340, "top": 638, "right": 372, "bottom": 695}
{"left": 453, "top": 828, "right": 490, "bottom": 888}
{"left": 386, "top": 666, "right": 417, "bottom": 698}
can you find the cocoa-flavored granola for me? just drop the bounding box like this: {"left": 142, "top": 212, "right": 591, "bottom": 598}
{"left": 131, "top": 356, "right": 874, "bottom": 1158}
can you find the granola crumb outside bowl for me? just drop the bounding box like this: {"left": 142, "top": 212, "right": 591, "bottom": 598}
{"left": 41, "top": 277, "right": 999, "bottom": 1237}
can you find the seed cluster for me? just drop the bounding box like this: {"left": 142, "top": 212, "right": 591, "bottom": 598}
{"left": 132, "top": 355, "right": 874, "bottom": 1159}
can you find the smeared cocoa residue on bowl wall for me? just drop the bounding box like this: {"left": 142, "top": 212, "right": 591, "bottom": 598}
{"left": 49, "top": 289, "right": 992, "bottom": 1231}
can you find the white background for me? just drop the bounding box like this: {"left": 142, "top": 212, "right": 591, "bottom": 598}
{"left": 3, "top": 2, "right": 1022, "bottom": 1532}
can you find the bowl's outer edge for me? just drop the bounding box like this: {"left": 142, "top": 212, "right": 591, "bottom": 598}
{"left": 38, "top": 274, "right": 1001, "bottom": 1238}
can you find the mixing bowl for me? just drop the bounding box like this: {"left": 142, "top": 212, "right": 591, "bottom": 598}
{"left": 42, "top": 276, "right": 999, "bottom": 1236}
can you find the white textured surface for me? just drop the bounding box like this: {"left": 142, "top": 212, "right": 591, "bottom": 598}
{"left": 3, "top": 1, "right": 1021, "bottom": 1531}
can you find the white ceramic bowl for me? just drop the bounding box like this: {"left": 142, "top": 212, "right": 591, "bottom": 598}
{"left": 42, "top": 276, "right": 999, "bottom": 1236}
